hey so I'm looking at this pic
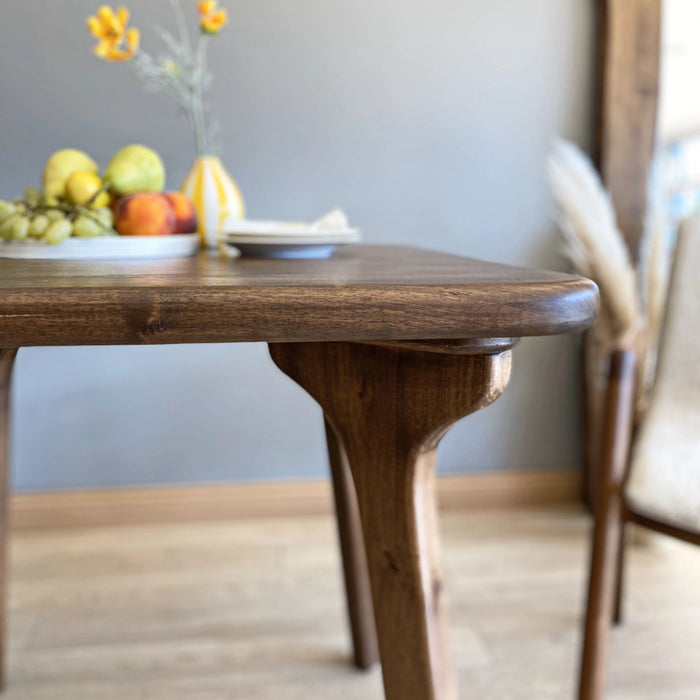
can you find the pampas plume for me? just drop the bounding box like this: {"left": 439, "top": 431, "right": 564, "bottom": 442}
{"left": 548, "top": 139, "right": 640, "bottom": 348}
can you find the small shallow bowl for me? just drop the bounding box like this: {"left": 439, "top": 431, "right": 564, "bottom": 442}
{"left": 227, "top": 241, "right": 344, "bottom": 259}
{"left": 223, "top": 221, "right": 361, "bottom": 259}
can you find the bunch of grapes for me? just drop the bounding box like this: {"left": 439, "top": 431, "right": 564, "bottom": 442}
{"left": 0, "top": 188, "right": 117, "bottom": 245}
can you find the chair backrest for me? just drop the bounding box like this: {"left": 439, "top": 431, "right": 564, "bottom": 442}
{"left": 625, "top": 219, "right": 700, "bottom": 534}
{"left": 653, "top": 219, "right": 700, "bottom": 405}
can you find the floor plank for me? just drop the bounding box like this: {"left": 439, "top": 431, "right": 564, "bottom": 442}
{"left": 4, "top": 505, "right": 699, "bottom": 698}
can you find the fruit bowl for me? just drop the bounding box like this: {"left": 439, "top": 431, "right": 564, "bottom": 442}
{"left": 0, "top": 234, "right": 200, "bottom": 260}
{"left": 0, "top": 144, "right": 202, "bottom": 259}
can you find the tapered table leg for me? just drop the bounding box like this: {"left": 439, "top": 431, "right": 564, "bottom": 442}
{"left": 270, "top": 342, "right": 512, "bottom": 700}
{"left": 325, "top": 416, "right": 379, "bottom": 669}
{"left": 0, "top": 350, "right": 17, "bottom": 691}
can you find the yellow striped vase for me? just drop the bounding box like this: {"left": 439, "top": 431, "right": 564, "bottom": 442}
{"left": 180, "top": 156, "right": 246, "bottom": 248}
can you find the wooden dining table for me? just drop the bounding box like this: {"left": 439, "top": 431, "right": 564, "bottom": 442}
{"left": 0, "top": 245, "right": 597, "bottom": 699}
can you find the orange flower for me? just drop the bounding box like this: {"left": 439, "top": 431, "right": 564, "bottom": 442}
{"left": 87, "top": 5, "right": 140, "bottom": 62}
{"left": 198, "top": 1, "right": 228, "bottom": 34}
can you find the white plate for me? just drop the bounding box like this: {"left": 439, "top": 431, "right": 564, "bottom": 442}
{"left": 223, "top": 221, "right": 360, "bottom": 259}
{"left": 0, "top": 234, "right": 200, "bottom": 260}
{"left": 224, "top": 220, "right": 360, "bottom": 239}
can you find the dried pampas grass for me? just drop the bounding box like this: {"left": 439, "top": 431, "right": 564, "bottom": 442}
{"left": 547, "top": 139, "right": 674, "bottom": 420}
{"left": 548, "top": 139, "right": 640, "bottom": 349}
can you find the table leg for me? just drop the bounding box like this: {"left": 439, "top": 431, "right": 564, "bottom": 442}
{"left": 325, "top": 415, "right": 379, "bottom": 669}
{"left": 0, "top": 350, "right": 17, "bottom": 691}
{"left": 270, "top": 342, "right": 512, "bottom": 700}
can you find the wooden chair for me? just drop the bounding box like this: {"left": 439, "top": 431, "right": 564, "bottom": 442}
{"left": 578, "top": 220, "right": 700, "bottom": 700}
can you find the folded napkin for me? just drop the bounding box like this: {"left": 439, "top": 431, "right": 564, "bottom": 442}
{"left": 309, "top": 209, "right": 350, "bottom": 233}
{"left": 223, "top": 209, "right": 355, "bottom": 237}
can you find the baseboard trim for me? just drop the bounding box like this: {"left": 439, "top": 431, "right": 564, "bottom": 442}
{"left": 10, "top": 468, "right": 581, "bottom": 531}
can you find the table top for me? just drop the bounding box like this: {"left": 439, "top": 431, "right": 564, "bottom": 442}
{"left": 0, "top": 245, "right": 597, "bottom": 347}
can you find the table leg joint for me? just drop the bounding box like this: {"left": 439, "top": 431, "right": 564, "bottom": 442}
{"left": 270, "top": 341, "right": 512, "bottom": 700}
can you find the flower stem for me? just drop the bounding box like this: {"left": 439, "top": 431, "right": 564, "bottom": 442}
{"left": 165, "top": 0, "right": 206, "bottom": 154}
{"left": 169, "top": 0, "right": 192, "bottom": 54}
{"left": 192, "top": 34, "right": 210, "bottom": 156}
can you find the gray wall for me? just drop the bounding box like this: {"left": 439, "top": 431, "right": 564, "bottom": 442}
{"left": 0, "top": 0, "right": 595, "bottom": 490}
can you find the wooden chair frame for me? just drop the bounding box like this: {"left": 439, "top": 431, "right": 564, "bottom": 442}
{"left": 578, "top": 348, "right": 700, "bottom": 700}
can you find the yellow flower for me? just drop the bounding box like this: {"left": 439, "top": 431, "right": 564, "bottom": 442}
{"left": 160, "top": 59, "right": 180, "bottom": 77}
{"left": 198, "top": 1, "right": 228, "bottom": 34}
{"left": 86, "top": 5, "right": 140, "bottom": 62}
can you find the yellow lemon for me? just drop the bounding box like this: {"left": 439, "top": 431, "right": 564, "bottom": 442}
{"left": 65, "top": 171, "right": 110, "bottom": 208}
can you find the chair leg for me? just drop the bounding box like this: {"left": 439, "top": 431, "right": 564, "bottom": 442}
{"left": 325, "top": 415, "right": 379, "bottom": 669}
{"left": 612, "top": 523, "right": 626, "bottom": 625}
{"left": 271, "top": 341, "right": 511, "bottom": 700}
{"left": 579, "top": 350, "right": 636, "bottom": 700}
{"left": 0, "top": 350, "right": 17, "bottom": 691}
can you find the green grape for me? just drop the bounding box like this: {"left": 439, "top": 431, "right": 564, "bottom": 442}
{"left": 10, "top": 216, "right": 30, "bottom": 240}
{"left": 28, "top": 214, "right": 49, "bottom": 238}
{"left": 0, "top": 201, "right": 16, "bottom": 223}
{"left": 73, "top": 215, "right": 103, "bottom": 238}
{"left": 93, "top": 207, "right": 114, "bottom": 228}
{"left": 46, "top": 209, "right": 66, "bottom": 223}
{"left": 24, "top": 188, "right": 41, "bottom": 207}
{"left": 0, "top": 214, "right": 19, "bottom": 240}
{"left": 44, "top": 219, "right": 73, "bottom": 245}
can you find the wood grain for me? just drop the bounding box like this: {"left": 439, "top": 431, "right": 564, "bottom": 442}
{"left": 325, "top": 417, "right": 379, "bottom": 670}
{"left": 0, "top": 350, "right": 16, "bottom": 690}
{"left": 0, "top": 247, "right": 597, "bottom": 347}
{"left": 0, "top": 245, "right": 598, "bottom": 695}
{"left": 270, "top": 341, "right": 512, "bottom": 700}
{"left": 4, "top": 506, "right": 700, "bottom": 699}
{"left": 583, "top": 0, "right": 661, "bottom": 513}
{"left": 595, "top": 0, "right": 661, "bottom": 258}
{"left": 372, "top": 338, "right": 518, "bottom": 355}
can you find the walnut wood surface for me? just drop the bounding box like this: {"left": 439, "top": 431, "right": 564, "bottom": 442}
{"left": 582, "top": 0, "right": 661, "bottom": 513}
{"left": 270, "top": 341, "right": 512, "bottom": 700}
{"left": 0, "top": 245, "right": 596, "bottom": 695}
{"left": 0, "top": 246, "right": 597, "bottom": 347}
{"left": 325, "top": 417, "right": 379, "bottom": 670}
{"left": 0, "top": 349, "right": 16, "bottom": 690}
{"left": 579, "top": 350, "right": 636, "bottom": 700}
{"left": 5, "top": 507, "right": 700, "bottom": 698}
{"left": 595, "top": 0, "right": 661, "bottom": 259}
{"left": 372, "top": 338, "right": 519, "bottom": 355}
{"left": 624, "top": 508, "right": 700, "bottom": 547}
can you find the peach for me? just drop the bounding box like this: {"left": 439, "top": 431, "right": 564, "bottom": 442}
{"left": 163, "top": 192, "right": 198, "bottom": 234}
{"left": 114, "top": 193, "right": 176, "bottom": 237}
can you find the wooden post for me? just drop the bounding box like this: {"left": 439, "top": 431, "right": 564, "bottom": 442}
{"left": 595, "top": 0, "right": 661, "bottom": 259}
{"left": 583, "top": 0, "right": 662, "bottom": 508}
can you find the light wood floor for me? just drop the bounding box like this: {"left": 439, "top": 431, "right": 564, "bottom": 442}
{"left": 5, "top": 505, "right": 700, "bottom": 699}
